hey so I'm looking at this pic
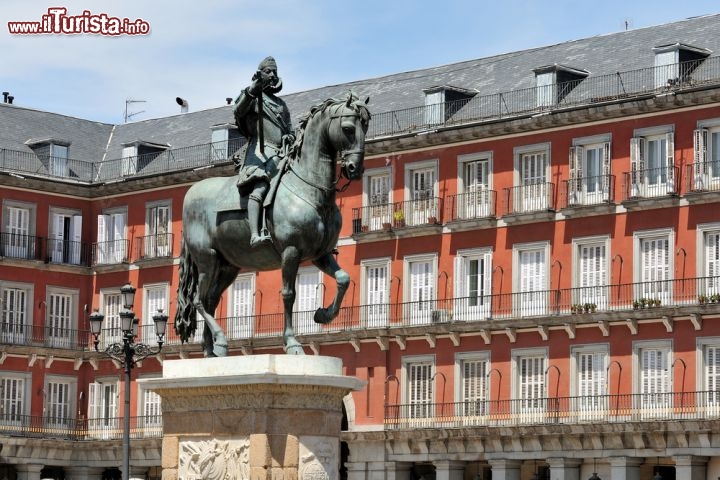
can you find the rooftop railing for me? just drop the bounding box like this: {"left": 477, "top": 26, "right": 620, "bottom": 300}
{"left": 2, "top": 59, "right": 720, "bottom": 184}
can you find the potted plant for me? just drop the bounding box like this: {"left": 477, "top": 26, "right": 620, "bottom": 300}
{"left": 427, "top": 215, "right": 437, "bottom": 225}
{"left": 652, "top": 298, "right": 661, "bottom": 307}
{"left": 698, "top": 294, "right": 709, "bottom": 304}
{"left": 393, "top": 210, "right": 405, "bottom": 228}
{"left": 633, "top": 300, "right": 641, "bottom": 310}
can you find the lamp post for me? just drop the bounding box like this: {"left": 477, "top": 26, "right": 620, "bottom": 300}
{"left": 89, "top": 283, "right": 167, "bottom": 480}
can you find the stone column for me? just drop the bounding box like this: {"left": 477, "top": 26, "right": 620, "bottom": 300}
{"left": 608, "top": 456, "right": 642, "bottom": 480}
{"left": 345, "top": 462, "right": 367, "bottom": 480}
{"left": 487, "top": 459, "right": 521, "bottom": 480}
{"left": 547, "top": 458, "right": 582, "bottom": 480}
{"left": 64, "top": 466, "right": 105, "bottom": 480}
{"left": 141, "top": 355, "right": 364, "bottom": 480}
{"left": 384, "top": 461, "right": 412, "bottom": 480}
{"left": 434, "top": 460, "right": 465, "bottom": 480}
{"left": 672, "top": 455, "right": 708, "bottom": 480}
{"left": 15, "top": 464, "right": 44, "bottom": 480}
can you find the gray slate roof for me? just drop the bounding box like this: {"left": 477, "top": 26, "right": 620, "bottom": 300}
{"left": 2, "top": 13, "right": 720, "bottom": 166}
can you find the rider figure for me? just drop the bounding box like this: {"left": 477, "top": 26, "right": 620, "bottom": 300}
{"left": 232, "top": 56, "right": 294, "bottom": 248}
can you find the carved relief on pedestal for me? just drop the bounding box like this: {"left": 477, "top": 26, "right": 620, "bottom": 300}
{"left": 299, "top": 436, "right": 338, "bottom": 480}
{"left": 179, "top": 438, "right": 250, "bottom": 480}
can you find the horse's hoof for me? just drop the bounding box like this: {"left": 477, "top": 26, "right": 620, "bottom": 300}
{"left": 313, "top": 307, "right": 332, "bottom": 324}
{"left": 213, "top": 343, "right": 228, "bottom": 357}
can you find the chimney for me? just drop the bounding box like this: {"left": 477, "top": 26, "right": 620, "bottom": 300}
{"left": 2, "top": 92, "right": 8, "bottom": 103}
{"left": 7, "top": 96, "right": 13, "bottom": 104}
{"left": 175, "top": 97, "right": 188, "bottom": 113}
{"left": 226, "top": 97, "right": 232, "bottom": 105}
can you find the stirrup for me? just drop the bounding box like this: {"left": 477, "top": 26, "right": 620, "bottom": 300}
{"left": 250, "top": 233, "right": 271, "bottom": 248}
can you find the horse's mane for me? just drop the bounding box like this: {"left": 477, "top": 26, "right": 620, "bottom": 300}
{"left": 286, "top": 94, "right": 370, "bottom": 162}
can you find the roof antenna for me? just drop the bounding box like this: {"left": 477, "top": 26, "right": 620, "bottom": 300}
{"left": 124, "top": 98, "right": 146, "bottom": 123}
{"left": 624, "top": 18, "right": 632, "bottom": 31}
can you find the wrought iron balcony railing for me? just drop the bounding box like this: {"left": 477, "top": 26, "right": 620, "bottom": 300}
{"left": 3, "top": 59, "right": 720, "bottom": 185}
{"left": 623, "top": 166, "right": 680, "bottom": 200}
{"left": 46, "top": 237, "right": 90, "bottom": 266}
{"left": 352, "top": 198, "right": 442, "bottom": 233}
{"left": 685, "top": 161, "right": 720, "bottom": 193}
{"left": 503, "top": 182, "right": 555, "bottom": 215}
{"left": 444, "top": 190, "right": 497, "bottom": 222}
{"left": 0, "top": 231, "right": 43, "bottom": 260}
{"left": 0, "top": 413, "right": 162, "bottom": 440}
{"left": 91, "top": 239, "right": 129, "bottom": 265}
{"left": 135, "top": 233, "right": 174, "bottom": 260}
{"left": 561, "top": 174, "right": 615, "bottom": 208}
{"left": 384, "top": 390, "right": 720, "bottom": 429}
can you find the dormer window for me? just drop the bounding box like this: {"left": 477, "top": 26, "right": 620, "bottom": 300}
{"left": 533, "top": 65, "right": 589, "bottom": 108}
{"left": 653, "top": 43, "right": 711, "bottom": 89}
{"left": 25, "top": 138, "right": 70, "bottom": 177}
{"left": 210, "top": 125, "right": 243, "bottom": 162}
{"left": 121, "top": 141, "right": 170, "bottom": 176}
{"left": 422, "top": 86, "right": 476, "bottom": 127}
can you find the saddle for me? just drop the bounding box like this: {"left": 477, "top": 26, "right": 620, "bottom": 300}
{"left": 216, "top": 155, "right": 289, "bottom": 214}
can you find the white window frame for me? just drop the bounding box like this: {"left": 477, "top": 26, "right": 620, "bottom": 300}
{"left": 693, "top": 119, "right": 720, "bottom": 191}
{"left": 87, "top": 377, "right": 120, "bottom": 439}
{"left": 511, "top": 347, "right": 548, "bottom": 420}
{"left": 633, "top": 228, "right": 674, "bottom": 305}
{"left": 403, "top": 253, "right": 438, "bottom": 325}
{"left": 633, "top": 340, "right": 673, "bottom": 418}
{"left": 227, "top": 273, "right": 255, "bottom": 339}
{"left": 571, "top": 236, "right": 610, "bottom": 311}
{"left": 0, "top": 280, "right": 34, "bottom": 344}
{"left": 45, "top": 286, "right": 78, "bottom": 349}
{"left": 2, "top": 199, "right": 37, "bottom": 259}
{"left": 454, "top": 247, "right": 492, "bottom": 321}
{"left": 401, "top": 354, "right": 435, "bottom": 420}
{"left": 99, "top": 288, "right": 124, "bottom": 347}
{"left": 138, "top": 375, "right": 163, "bottom": 430}
{"left": 512, "top": 241, "right": 550, "bottom": 317}
{"left": 454, "top": 351, "right": 490, "bottom": 419}
{"left": 697, "top": 337, "right": 720, "bottom": 415}
{"left": 629, "top": 125, "right": 675, "bottom": 197}
{"left": 457, "top": 151, "right": 493, "bottom": 219}
{"left": 49, "top": 143, "right": 69, "bottom": 177}
{"left": 360, "top": 257, "right": 391, "bottom": 328}
{"left": 404, "top": 159, "right": 439, "bottom": 226}
{"left": 513, "top": 143, "right": 551, "bottom": 213}
{"left": 210, "top": 124, "right": 241, "bottom": 162}
{"left": 48, "top": 207, "right": 83, "bottom": 265}
{"left": 570, "top": 344, "right": 609, "bottom": 419}
{"left": 569, "top": 134, "right": 612, "bottom": 205}
{"left": 96, "top": 207, "right": 128, "bottom": 264}
{"left": 0, "top": 372, "right": 31, "bottom": 424}
{"left": 143, "top": 283, "right": 168, "bottom": 346}
{"left": 44, "top": 375, "right": 77, "bottom": 428}
{"left": 294, "top": 266, "right": 323, "bottom": 335}
{"left": 697, "top": 222, "right": 720, "bottom": 297}
{"left": 144, "top": 200, "right": 171, "bottom": 259}
{"left": 362, "top": 166, "right": 393, "bottom": 230}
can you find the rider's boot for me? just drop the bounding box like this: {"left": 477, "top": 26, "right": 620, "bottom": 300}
{"left": 248, "top": 193, "right": 271, "bottom": 248}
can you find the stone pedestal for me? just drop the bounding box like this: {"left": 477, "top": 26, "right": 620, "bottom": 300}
{"left": 140, "top": 355, "right": 364, "bottom": 480}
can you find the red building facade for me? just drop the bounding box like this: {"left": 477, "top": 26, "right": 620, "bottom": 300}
{"left": 2, "top": 14, "right": 720, "bottom": 480}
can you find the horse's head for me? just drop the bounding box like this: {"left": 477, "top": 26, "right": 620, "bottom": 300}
{"left": 328, "top": 93, "right": 371, "bottom": 180}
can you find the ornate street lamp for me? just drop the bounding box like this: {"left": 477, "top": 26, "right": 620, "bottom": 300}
{"left": 89, "top": 285, "right": 167, "bottom": 480}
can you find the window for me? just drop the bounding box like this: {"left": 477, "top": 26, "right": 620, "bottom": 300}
{"left": 404, "top": 254, "right": 437, "bottom": 325}
{"left": 0, "top": 374, "right": 29, "bottom": 426}
{"left": 513, "top": 242, "right": 549, "bottom": 316}
{"left": 211, "top": 125, "right": 243, "bottom": 162}
{"left": 404, "top": 160, "right": 439, "bottom": 226}
{"left": 514, "top": 144, "right": 551, "bottom": 213}
{"left": 698, "top": 338, "right": 720, "bottom": 414}
{"left": 533, "top": 65, "right": 588, "bottom": 107}
{"left": 100, "top": 291, "right": 123, "bottom": 347}
{"left": 1, "top": 281, "right": 32, "bottom": 344}
{"left": 568, "top": 137, "right": 611, "bottom": 205}
{"left": 629, "top": 128, "right": 675, "bottom": 197}
{"left": 45, "top": 377, "right": 75, "bottom": 428}
{"left": 2, "top": 200, "right": 36, "bottom": 259}
{"left": 144, "top": 284, "right": 167, "bottom": 346}
{"left": 140, "top": 383, "right": 162, "bottom": 430}
{"left": 572, "top": 237, "right": 609, "bottom": 310}
{"left": 144, "top": 202, "right": 171, "bottom": 259}
{"left": 457, "top": 152, "right": 492, "bottom": 219}
{"left": 294, "top": 267, "right": 322, "bottom": 335}
{"left": 96, "top": 209, "right": 127, "bottom": 264}
{"left": 653, "top": 43, "right": 710, "bottom": 89}
{"left": 697, "top": 223, "right": 720, "bottom": 296}
{"left": 49, "top": 208, "right": 83, "bottom": 265}
{"left": 46, "top": 288, "right": 77, "bottom": 348}
{"left": 363, "top": 168, "right": 392, "bottom": 230}
{"left": 402, "top": 355, "right": 434, "bottom": 419}
{"left": 512, "top": 349, "right": 547, "bottom": 418}
{"left": 228, "top": 273, "right": 255, "bottom": 338}
{"left": 571, "top": 345, "right": 607, "bottom": 419}
{"left": 635, "top": 341, "right": 672, "bottom": 416}
{"left": 454, "top": 248, "right": 492, "bottom": 321}
{"left": 121, "top": 141, "right": 169, "bottom": 176}
{"left": 692, "top": 123, "right": 720, "bottom": 191}
{"left": 361, "top": 259, "right": 390, "bottom": 328}
{"left": 26, "top": 140, "right": 70, "bottom": 177}
{"left": 634, "top": 229, "right": 673, "bottom": 304}
{"left": 88, "top": 380, "right": 119, "bottom": 439}
{"left": 456, "top": 353, "right": 489, "bottom": 417}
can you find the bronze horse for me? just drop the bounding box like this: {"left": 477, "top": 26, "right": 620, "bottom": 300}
{"left": 175, "top": 94, "right": 370, "bottom": 356}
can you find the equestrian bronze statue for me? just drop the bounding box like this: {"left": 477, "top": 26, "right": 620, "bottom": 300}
{"left": 175, "top": 93, "right": 370, "bottom": 356}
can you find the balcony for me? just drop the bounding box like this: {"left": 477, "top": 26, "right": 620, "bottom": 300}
{"left": 91, "top": 239, "right": 129, "bottom": 265}
{"left": 352, "top": 198, "right": 442, "bottom": 239}
{"left": 685, "top": 161, "right": 720, "bottom": 204}
{"left": 560, "top": 174, "right": 615, "bottom": 217}
{"left": 384, "top": 391, "right": 720, "bottom": 429}
{"left": 135, "top": 233, "right": 174, "bottom": 261}
{"left": 46, "top": 237, "right": 90, "bottom": 266}
{"left": 444, "top": 190, "right": 497, "bottom": 231}
{"left": 0, "top": 232, "right": 43, "bottom": 261}
{"left": 0, "top": 414, "right": 161, "bottom": 440}
{"left": 622, "top": 166, "right": 680, "bottom": 208}
{"left": 502, "top": 182, "right": 555, "bottom": 224}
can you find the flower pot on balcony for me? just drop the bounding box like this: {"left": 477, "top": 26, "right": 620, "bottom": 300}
{"left": 427, "top": 216, "right": 437, "bottom": 225}
{"left": 382, "top": 222, "right": 392, "bottom": 231}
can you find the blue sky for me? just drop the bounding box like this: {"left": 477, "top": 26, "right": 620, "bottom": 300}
{"left": 1, "top": 1, "right": 716, "bottom": 124}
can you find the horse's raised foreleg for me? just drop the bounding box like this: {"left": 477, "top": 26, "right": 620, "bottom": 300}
{"left": 312, "top": 253, "right": 349, "bottom": 325}
{"left": 281, "top": 246, "right": 304, "bottom": 355}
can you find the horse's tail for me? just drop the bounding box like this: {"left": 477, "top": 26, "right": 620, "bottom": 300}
{"left": 174, "top": 238, "right": 198, "bottom": 343}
